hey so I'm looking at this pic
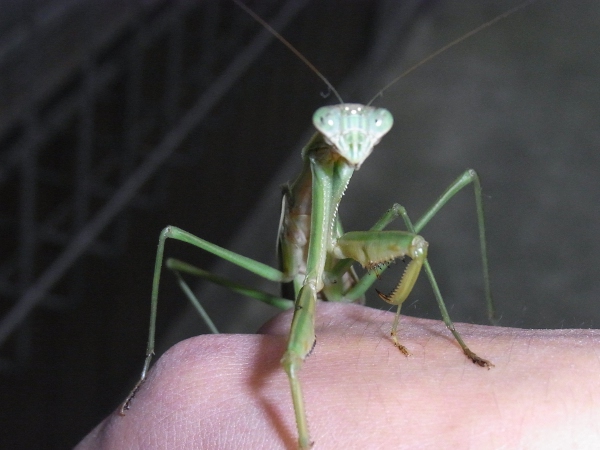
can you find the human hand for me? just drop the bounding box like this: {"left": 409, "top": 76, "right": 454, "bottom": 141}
{"left": 76, "top": 302, "right": 600, "bottom": 449}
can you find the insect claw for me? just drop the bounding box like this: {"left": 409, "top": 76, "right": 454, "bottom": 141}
{"left": 394, "top": 341, "right": 411, "bottom": 357}
{"left": 390, "top": 330, "right": 411, "bottom": 356}
{"left": 306, "top": 337, "right": 317, "bottom": 358}
{"left": 464, "top": 348, "right": 494, "bottom": 369}
{"left": 120, "top": 379, "right": 144, "bottom": 415}
{"left": 376, "top": 288, "right": 392, "bottom": 303}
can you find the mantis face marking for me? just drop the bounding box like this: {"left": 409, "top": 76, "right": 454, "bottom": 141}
{"left": 312, "top": 104, "right": 394, "bottom": 169}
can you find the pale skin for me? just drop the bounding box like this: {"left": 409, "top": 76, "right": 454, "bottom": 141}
{"left": 77, "top": 302, "right": 600, "bottom": 449}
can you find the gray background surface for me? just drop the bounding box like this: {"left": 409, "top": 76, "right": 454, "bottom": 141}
{"left": 350, "top": 0, "right": 600, "bottom": 329}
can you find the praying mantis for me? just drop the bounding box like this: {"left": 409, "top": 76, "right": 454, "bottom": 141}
{"left": 120, "top": 1, "right": 538, "bottom": 448}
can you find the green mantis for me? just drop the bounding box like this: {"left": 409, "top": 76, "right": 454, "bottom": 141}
{"left": 121, "top": 1, "right": 537, "bottom": 448}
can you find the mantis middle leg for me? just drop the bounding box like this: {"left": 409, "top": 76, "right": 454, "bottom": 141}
{"left": 121, "top": 225, "right": 294, "bottom": 413}
{"left": 335, "top": 169, "right": 493, "bottom": 366}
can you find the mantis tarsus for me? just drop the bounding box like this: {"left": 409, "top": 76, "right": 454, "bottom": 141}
{"left": 121, "top": 1, "right": 536, "bottom": 448}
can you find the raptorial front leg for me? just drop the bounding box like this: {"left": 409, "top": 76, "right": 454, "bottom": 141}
{"left": 324, "top": 204, "right": 420, "bottom": 303}
{"left": 332, "top": 230, "right": 428, "bottom": 356}
{"left": 281, "top": 283, "right": 318, "bottom": 450}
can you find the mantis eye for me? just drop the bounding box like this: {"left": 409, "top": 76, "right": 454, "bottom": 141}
{"left": 368, "top": 108, "right": 393, "bottom": 137}
{"left": 313, "top": 106, "right": 340, "bottom": 136}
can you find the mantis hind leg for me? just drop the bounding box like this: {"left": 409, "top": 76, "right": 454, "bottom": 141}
{"left": 166, "top": 257, "right": 293, "bottom": 324}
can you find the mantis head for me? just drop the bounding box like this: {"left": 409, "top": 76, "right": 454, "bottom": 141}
{"left": 312, "top": 104, "right": 393, "bottom": 169}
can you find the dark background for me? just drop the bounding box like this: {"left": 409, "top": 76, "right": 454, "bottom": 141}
{"left": 0, "top": 0, "right": 599, "bottom": 448}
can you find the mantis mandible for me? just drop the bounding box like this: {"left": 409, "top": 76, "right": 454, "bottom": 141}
{"left": 122, "top": 1, "right": 535, "bottom": 448}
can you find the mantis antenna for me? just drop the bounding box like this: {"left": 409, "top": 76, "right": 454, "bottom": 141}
{"left": 235, "top": 0, "right": 537, "bottom": 107}
{"left": 367, "top": 0, "right": 539, "bottom": 105}
{"left": 233, "top": 0, "right": 344, "bottom": 104}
